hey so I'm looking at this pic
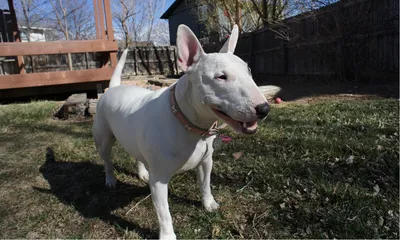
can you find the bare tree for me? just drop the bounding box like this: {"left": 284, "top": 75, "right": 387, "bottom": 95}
{"left": 192, "top": 0, "right": 291, "bottom": 40}
{"left": 151, "top": 20, "right": 170, "bottom": 46}
{"left": 192, "top": 0, "right": 247, "bottom": 36}
{"left": 112, "top": 0, "right": 167, "bottom": 48}
{"left": 15, "top": 0, "right": 48, "bottom": 42}
{"left": 67, "top": 1, "right": 95, "bottom": 40}
{"left": 112, "top": 0, "right": 138, "bottom": 48}
{"left": 249, "top": 0, "right": 289, "bottom": 26}
{"left": 144, "top": 0, "right": 167, "bottom": 42}
{"left": 49, "top": 0, "right": 89, "bottom": 40}
{"left": 49, "top": 0, "right": 90, "bottom": 70}
{"left": 13, "top": 0, "right": 51, "bottom": 73}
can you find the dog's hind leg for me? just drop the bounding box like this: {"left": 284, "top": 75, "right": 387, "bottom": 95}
{"left": 101, "top": 137, "right": 117, "bottom": 188}
{"left": 137, "top": 161, "right": 149, "bottom": 182}
{"left": 93, "top": 121, "right": 116, "bottom": 188}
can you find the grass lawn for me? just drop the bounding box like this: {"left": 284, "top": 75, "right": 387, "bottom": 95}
{"left": 0, "top": 98, "right": 398, "bottom": 239}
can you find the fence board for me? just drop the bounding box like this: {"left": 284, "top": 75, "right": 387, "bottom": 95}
{"left": 122, "top": 47, "right": 178, "bottom": 76}
{"left": 1, "top": 46, "right": 179, "bottom": 76}
{"left": 203, "top": 0, "right": 398, "bottom": 82}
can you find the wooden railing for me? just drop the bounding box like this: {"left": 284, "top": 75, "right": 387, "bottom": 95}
{"left": 0, "top": 40, "right": 118, "bottom": 56}
{"left": 0, "top": 0, "right": 118, "bottom": 90}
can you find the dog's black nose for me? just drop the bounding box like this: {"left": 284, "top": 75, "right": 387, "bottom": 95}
{"left": 255, "top": 102, "right": 270, "bottom": 119}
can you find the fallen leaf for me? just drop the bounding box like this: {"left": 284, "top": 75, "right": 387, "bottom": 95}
{"left": 220, "top": 134, "right": 232, "bottom": 143}
{"left": 212, "top": 225, "right": 221, "bottom": 236}
{"left": 372, "top": 184, "right": 380, "bottom": 196}
{"left": 379, "top": 216, "right": 384, "bottom": 226}
{"left": 233, "top": 151, "right": 243, "bottom": 160}
{"left": 388, "top": 210, "right": 394, "bottom": 217}
{"left": 346, "top": 155, "right": 354, "bottom": 164}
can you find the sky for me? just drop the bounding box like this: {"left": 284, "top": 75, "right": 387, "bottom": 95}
{"left": 0, "top": 0, "right": 176, "bottom": 27}
{"left": 0, "top": 0, "right": 176, "bottom": 44}
{"left": 0, "top": 0, "right": 176, "bottom": 13}
{"left": 166, "top": 0, "right": 175, "bottom": 10}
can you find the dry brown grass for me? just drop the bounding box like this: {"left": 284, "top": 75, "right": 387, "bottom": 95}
{"left": 0, "top": 97, "right": 398, "bottom": 239}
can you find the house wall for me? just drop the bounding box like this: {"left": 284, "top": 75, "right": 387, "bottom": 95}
{"left": 20, "top": 29, "right": 46, "bottom": 42}
{"left": 167, "top": 1, "right": 207, "bottom": 45}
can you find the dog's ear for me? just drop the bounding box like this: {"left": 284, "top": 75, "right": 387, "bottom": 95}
{"left": 219, "top": 25, "right": 239, "bottom": 54}
{"left": 177, "top": 24, "right": 205, "bottom": 72}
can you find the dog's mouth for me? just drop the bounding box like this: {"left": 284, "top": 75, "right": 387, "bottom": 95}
{"left": 211, "top": 108, "right": 258, "bottom": 134}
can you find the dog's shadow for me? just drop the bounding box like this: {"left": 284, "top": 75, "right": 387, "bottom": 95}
{"left": 34, "top": 157, "right": 157, "bottom": 238}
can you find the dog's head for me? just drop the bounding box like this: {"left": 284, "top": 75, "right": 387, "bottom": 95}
{"left": 177, "top": 25, "right": 269, "bottom": 134}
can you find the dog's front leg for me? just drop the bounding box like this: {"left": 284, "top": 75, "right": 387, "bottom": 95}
{"left": 149, "top": 173, "right": 176, "bottom": 239}
{"left": 196, "top": 157, "right": 220, "bottom": 212}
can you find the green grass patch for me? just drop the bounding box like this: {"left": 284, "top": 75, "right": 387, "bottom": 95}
{"left": 0, "top": 99, "right": 398, "bottom": 239}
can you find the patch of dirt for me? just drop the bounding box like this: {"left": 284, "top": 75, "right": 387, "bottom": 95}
{"left": 288, "top": 93, "right": 385, "bottom": 104}
{"left": 261, "top": 81, "right": 398, "bottom": 104}
{"left": 121, "top": 79, "right": 178, "bottom": 91}
{"left": 120, "top": 79, "right": 394, "bottom": 105}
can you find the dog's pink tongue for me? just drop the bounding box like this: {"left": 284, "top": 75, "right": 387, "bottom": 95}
{"left": 243, "top": 121, "right": 258, "bottom": 130}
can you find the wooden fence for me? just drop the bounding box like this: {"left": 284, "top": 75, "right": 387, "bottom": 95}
{"left": 1, "top": 46, "right": 179, "bottom": 77}
{"left": 2, "top": 0, "right": 398, "bottom": 84}
{"left": 204, "top": 0, "right": 399, "bottom": 83}
{"left": 122, "top": 46, "right": 178, "bottom": 77}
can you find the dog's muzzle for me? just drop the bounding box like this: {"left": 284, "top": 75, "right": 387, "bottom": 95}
{"left": 255, "top": 102, "right": 270, "bottom": 120}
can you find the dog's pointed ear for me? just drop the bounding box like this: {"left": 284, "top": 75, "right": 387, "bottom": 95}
{"left": 177, "top": 24, "right": 205, "bottom": 72}
{"left": 219, "top": 25, "right": 239, "bottom": 54}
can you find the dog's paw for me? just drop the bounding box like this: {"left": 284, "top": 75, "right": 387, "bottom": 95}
{"left": 105, "top": 176, "right": 117, "bottom": 188}
{"left": 203, "top": 199, "right": 220, "bottom": 212}
{"left": 159, "top": 233, "right": 177, "bottom": 240}
{"left": 138, "top": 170, "right": 149, "bottom": 183}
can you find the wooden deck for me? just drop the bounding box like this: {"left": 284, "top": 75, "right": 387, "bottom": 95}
{"left": 0, "top": 0, "right": 117, "bottom": 98}
{"left": 0, "top": 68, "right": 114, "bottom": 90}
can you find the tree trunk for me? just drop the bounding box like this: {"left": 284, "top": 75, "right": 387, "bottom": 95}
{"left": 63, "top": 6, "right": 73, "bottom": 71}
{"left": 272, "top": 0, "right": 277, "bottom": 21}
{"left": 65, "top": 27, "right": 73, "bottom": 70}
{"left": 21, "top": 0, "right": 34, "bottom": 72}
{"left": 146, "top": 0, "right": 155, "bottom": 41}
{"left": 221, "top": 0, "right": 234, "bottom": 30}
{"left": 262, "top": 0, "right": 268, "bottom": 26}
{"left": 235, "top": 0, "right": 242, "bottom": 32}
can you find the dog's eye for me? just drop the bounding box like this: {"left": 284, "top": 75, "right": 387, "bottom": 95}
{"left": 217, "top": 75, "right": 227, "bottom": 80}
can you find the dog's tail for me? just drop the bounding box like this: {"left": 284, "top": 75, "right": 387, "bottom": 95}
{"left": 109, "top": 49, "right": 128, "bottom": 88}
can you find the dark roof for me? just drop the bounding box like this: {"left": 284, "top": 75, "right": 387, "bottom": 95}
{"left": 160, "top": 0, "right": 184, "bottom": 19}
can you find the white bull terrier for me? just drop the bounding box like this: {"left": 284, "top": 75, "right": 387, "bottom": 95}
{"left": 92, "top": 24, "right": 270, "bottom": 239}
